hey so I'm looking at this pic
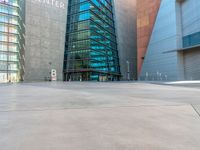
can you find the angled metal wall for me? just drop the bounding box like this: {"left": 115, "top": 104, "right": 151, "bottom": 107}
{"left": 139, "top": 0, "right": 180, "bottom": 81}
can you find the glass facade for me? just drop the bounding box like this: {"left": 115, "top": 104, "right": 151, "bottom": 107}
{"left": 64, "top": 0, "right": 120, "bottom": 81}
{"left": 183, "top": 31, "right": 200, "bottom": 48}
{"left": 0, "top": 0, "right": 25, "bottom": 82}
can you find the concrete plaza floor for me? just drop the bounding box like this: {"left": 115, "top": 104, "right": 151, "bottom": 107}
{"left": 0, "top": 82, "right": 200, "bottom": 150}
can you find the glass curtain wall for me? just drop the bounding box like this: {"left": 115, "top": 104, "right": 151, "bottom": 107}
{"left": 0, "top": 0, "right": 25, "bottom": 83}
{"left": 64, "top": 0, "right": 120, "bottom": 81}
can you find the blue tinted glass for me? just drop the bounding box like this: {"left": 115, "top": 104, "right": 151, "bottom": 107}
{"left": 80, "top": 3, "right": 90, "bottom": 11}
{"left": 79, "top": 12, "right": 90, "bottom": 21}
{"left": 183, "top": 31, "right": 200, "bottom": 48}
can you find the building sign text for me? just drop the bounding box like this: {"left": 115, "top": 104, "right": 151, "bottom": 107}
{"left": 32, "top": 0, "right": 65, "bottom": 9}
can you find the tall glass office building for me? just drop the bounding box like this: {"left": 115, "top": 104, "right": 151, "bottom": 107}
{"left": 0, "top": 0, "right": 25, "bottom": 82}
{"left": 63, "top": 0, "right": 120, "bottom": 81}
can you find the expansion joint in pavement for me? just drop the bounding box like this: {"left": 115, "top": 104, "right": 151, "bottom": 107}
{"left": 0, "top": 104, "right": 189, "bottom": 113}
{"left": 191, "top": 104, "right": 200, "bottom": 118}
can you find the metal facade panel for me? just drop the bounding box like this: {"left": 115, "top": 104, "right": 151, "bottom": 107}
{"left": 114, "top": 0, "right": 137, "bottom": 80}
{"left": 140, "top": 0, "right": 179, "bottom": 81}
{"left": 184, "top": 48, "right": 200, "bottom": 80}
{"left": 181, "top": 0, "right": 200, "bottom": 37}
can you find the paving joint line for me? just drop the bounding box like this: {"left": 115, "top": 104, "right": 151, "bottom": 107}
{"left": 0, "top": 104, "right": 188, "bottom": 113}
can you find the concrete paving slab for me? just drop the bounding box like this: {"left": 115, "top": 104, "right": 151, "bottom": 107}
{"left": 0, "top": 82, "right": 200, "bottom": 150}
{"left": 0, "top": 106, "right": 200, "bottom": 150}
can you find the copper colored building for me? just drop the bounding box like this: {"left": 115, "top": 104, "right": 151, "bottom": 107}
{"left": 137, "top": 0, "right": 161, "bottom": 75}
